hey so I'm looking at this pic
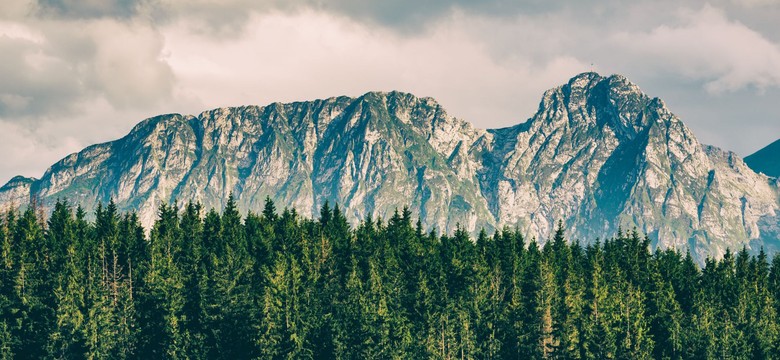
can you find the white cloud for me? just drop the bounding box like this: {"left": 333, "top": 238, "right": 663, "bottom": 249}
{"left": 162, "top": 10, "right": 589, "bottom": 126}
{"left": 83, "top": 20, "right": 174, "bottom": 108}
{"left": 0, "top": 17, "right": 174, "bottom": 118}
{"left": 0, "top": 21, "right": 43, "bottom": 42}
{"left": 0, "top": 120, "right": 82, "bottom": 181}
{"left": 0, "top": 17, "right": 178, "bottom": 183}
{"left": 614, "top": 6, "right": 780, "bottom": 93}
{"left": 731, "top": 0, "right": 780, "bottom": 7}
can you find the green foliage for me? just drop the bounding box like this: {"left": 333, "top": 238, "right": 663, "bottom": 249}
{"left": 0, "top": 200, "right": 779, "bottom": 359}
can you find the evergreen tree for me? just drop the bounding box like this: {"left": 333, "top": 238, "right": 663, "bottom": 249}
{"left": 210, "top": 194, "right": 256, "bottom": 358}
{"left": 47, "top": 244, "right": 86, "bottom": 359}
{"left": 582, "top": 244, "right": 616, "bottom": 359}
{"left": 648, "top": 266, "right": 683, "bottom": 360}
{"left": 12, "top": 206, "right": 53, "bottom": 359}
{"left": 0, "top": 199, "right": 778, "bottom": 359}
{"left": 257, "top": 255, "right": 309, "bottom": 359}
{"left": 517, "top": 240, "right": 543, "bottom": 359}
{"left": 137, "top": 203, "right": 186, "bottom": 358}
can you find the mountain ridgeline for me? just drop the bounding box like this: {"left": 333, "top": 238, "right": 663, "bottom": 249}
{"left": 1, "top": 72, "right": 778, "bottom": 263}
{"left": 746, "top": 139, "right": 780, "bottom": 178}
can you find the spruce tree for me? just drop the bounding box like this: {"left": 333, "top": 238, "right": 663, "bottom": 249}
{"left": 137, "top": 203, "right": 186, "bottom": 358}
{"left": 47, "top": 244, "right": 86, "bottom": 359}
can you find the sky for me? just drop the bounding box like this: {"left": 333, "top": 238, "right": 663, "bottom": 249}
{"left": 1, "top": 0, "right": 780, "bottom": 185}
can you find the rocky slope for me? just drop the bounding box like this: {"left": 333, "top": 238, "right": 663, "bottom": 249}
{"left": 745, "top": 139, "right": 780, "bottom": 178}
{"left": 1, "top": 73, "right": 778, "bottom": 263}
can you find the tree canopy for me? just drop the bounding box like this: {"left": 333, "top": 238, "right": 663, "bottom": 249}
{"left": 0, "top": 197, "right": 778, "bottom": 359}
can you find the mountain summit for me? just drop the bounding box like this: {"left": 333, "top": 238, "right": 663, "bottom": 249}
{"left": 2, "top": 73, "right": 778, "bottom": 263}
{"left": 745, "top": 139, "right": 780, "bottom": 178}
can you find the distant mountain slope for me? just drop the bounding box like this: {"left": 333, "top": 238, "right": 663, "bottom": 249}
{"left": 745, "top": 139, "right": 780, "bottom": 178}
{"left": 2, "top": 93, "right": 495, "bottom": 234}
{"left": 0, "top": 176, "right": 36, "bottom": 209}
{"left": 1, "top": 73, "right": 778, "bottom": 263}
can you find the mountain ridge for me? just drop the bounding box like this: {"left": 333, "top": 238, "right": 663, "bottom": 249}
{"left": 745, "top": 139, "right": 780, "bottom": 178}
{"left": 2, "top": 72, "right": 778, "bottom": 263}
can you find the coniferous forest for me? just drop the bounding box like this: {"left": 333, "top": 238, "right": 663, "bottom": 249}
{"left": 1, "top": 196, "right": 780, "bottom": 359}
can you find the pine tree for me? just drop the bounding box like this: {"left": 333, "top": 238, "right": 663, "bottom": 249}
{"left": 648, "top": 267, "right": 682, "bottom": 360}
{"left": 616, "top": 282, "right": 653, "bottom": 359}
{"left": 137, "top": 203, "right": 186, "bottom": 358}
{"left": 179, "top": 202, "right": 206, "bottom": 357}
{"left": 83, "top": 240, "right": 117, "bottom": 358}
{"left": 333, "top": 257, "right": 366, "bottom": 359}
{"left": 0, "top": 321, "right": 12, "bottom": 360}
{"left": 48, "top": 244, "right": 87, "bottom": 359}
{"left": 257, "top": 254, "right": 309, "bottom": 359}
{"left": 0, "top": 210, "right": 16, "bottom": 357}
{"left": 1, "top": 198, "right": 779, "bottom": 359}
{"left": 582, "top": 245, "right": 616, "bottom": 359}
{"left": 12, "top": 206, "right": 53, "bottom": 359}
{"left": 538, "top": 255, "right": 559, "bottom": 358}
{"left": 199, "top": 208, "right": 222, "bottom": 358}
{"left": 517, "top": 240, "right": 543, "bottom": 359}
{"left": 559, "top": 256, "right": 585, "bottom": 359}
{"left": 214, "top": 194, "right": 257, "bottom": 358}
{"left": 472, "top": 257, "right": 505, "bottom": 359}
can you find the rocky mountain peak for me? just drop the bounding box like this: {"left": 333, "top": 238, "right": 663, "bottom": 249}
{"left": 1, "top": 175, "right": 36, "bottom": 188}
{"left": 533, "top": 73, "right": 656, "bottom": 136}
{"left": 566, "top": 71, "right": 603, "bottom": 91}
{"left": 0, "top": 175, "right": 36, "bottom": 210}
{"left": 1, "top": 73, "right": 777, "bottom": 264}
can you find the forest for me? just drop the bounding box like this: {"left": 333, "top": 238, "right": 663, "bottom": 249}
{"left": 1, "top": 196, "right": 779, "bottom": 359}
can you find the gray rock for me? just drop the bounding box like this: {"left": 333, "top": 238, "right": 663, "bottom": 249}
{"left": 2, "top": 73, "right": 777, "bottom": 264}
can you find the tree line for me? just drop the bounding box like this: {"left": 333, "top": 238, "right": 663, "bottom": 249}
{"left": 1, "top": 196, "right": 779, "bottom": 359}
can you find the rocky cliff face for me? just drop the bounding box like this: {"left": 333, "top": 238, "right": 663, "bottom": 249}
{"left": 3, "top": 92, "right": 495, "bottom": 234}
{"left": 0, "top": 176, "right": 36, "bottom": 209}
{"left": 2, "top": 73, "right": 778, "bottom": 263}
{"left": 478, "top": 73, "right": 779, "bottom": 261}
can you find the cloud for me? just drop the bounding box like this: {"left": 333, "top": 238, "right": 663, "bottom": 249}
{"left": 305, "top": 0, "right": 565, "bottom": 30}
{"left": 37, "top": 0, "right": 141, "bottom": 19}
{"left": 0, "top": 0, "right": 37, "bottom": 20}
{"left": 0, "top": 18, "right": 174, "bottom": 118}
{"left": 0, "top": 21, "right": 82, "bottom": 118}
{"left": 731, "top": 0, "right": 780, "bottom": 7}
{"left": 613, "top": 6, "right": 780, "bottom": 93}
{"left": 76, "top": 20, "right": 175, "bottom": 108}
{"left": 161, "top": 10, "right": 589, "bottom": 126}
{"left": 0, "top": 120, "right": 83, "bottom": 181}
{"left": 0, "top": 10, "right": 176, "bottom": 183}
{"left": 24, "top": 0, "right": 614, "bottom": 37}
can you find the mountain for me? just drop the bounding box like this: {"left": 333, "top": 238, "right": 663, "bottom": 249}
{"left": 478, "top": 73, "right": 779, "bottom": 261}
{"left": 1, "top": 72, "right": 778, "bottom": 263}
{"left": 745, "top": 139, "right": 780, "bottom": 178}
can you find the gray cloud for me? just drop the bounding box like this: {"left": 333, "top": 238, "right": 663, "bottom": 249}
{"left": 613, "top": 6, "right": 780, "bottom": 93}
{"left": 0, "top": 29, "right": 83, "bottom": 118}
{"left": 31, "top": 0, "right": 560, "bottom": 26}
{"left": 0, "top": 17, "right": 174, "bottom": 119}
{"left": 37, "top": 0, "right": 141, "bottom": 19}
{"left": 310, "top": 0, "right": 562, "bottom": 29}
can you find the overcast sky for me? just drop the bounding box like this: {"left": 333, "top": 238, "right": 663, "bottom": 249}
{"left": 1, "top": 0, "right": 780, "bottom": 184}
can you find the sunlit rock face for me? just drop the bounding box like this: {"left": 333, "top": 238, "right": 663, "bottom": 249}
{"left": 2, "top": 73, "right": 778, "bottom": 264}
